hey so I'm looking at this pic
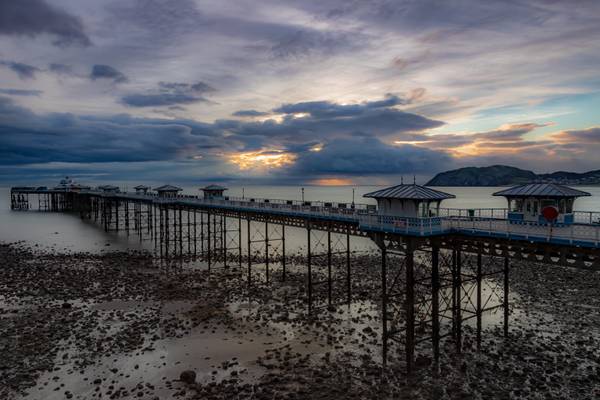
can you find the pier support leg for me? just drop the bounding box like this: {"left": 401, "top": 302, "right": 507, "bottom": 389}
{"left": 207, "top": 211, "right": 211, "bottom": 269}
{"left": 166, "top": 207, "right": 170, "bottom": 258}
{"left": 125, "top": 201, "right": 129, "bottom": 236}
{"left": 281, "top": 224, "right": 286, "bottom": 282}
{"left": 187, "top": 208, "right": 191, "bottom": 255}
{"left": 381, "top": 246, "right": 388, "bottom": 369}
{"left": 405, "top": 240, "right": 415, "bottom": 373}
{"left": 238, "top": 214, "right": 242, "bottom": 268}
{"left": 222, "top": 214, "right": 226, "bottom": 268}
{"left": 307, "top": 227, "right": 312, "bottom": 314}
{"left": 432, "top": 244, "right": 440, "bottom": 366}
{"left": 265, "top": 220, "right": 269, "bottom": 283}
{"left": 456, "top": 249, "right": 462, "bottom": 354}
{"left": 247, "top": 218, "right": 251, "bottom": 285}
{"left": 327, "top": 229, "right": 332, "bottom": 308}
{"left": 476, "top": 248, "right": 483, "bottom": 350}
{"left": 179, "top": 207, "right": 183, "bottom": 257}
{"left": 504, "top": 256, "right": 510, "bottom": 338}
{"left": 200, "top": 212, "right": 204, "bottom": 257}
{"left": 347, "top": 233, "right": 351, "bottom": 305}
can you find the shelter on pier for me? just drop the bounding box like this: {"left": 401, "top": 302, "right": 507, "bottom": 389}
{"left": 134, "top": 185, "right": 150, "bottom": 194}
{"left": 200, "top": 184, "right": 227, "bottom": 200}
{"left": 493, "top": 183, "right": 590, "bottom": 225}
{"left": 53, "top": 176, "right": 90, "bottom": 192}
{"left": 155, "top": 184, "right": 182, "bottom": 198}
{"left": 97, "top": 184, "right": 120, "bottom": 193}
{"left": 364, "top": 184, "right": 455, "bottom": 217}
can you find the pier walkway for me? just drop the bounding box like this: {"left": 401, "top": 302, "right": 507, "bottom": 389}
{"left": 47, "top": 188, "right": 600, "bottom": 248}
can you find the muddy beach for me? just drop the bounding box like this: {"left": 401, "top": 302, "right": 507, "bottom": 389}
{"left": 1, "top": 241, "right": 599, "bottom": 400}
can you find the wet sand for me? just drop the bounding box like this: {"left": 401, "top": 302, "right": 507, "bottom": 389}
{"left": 1, "top": 242, "right": 599, "bottom": 400}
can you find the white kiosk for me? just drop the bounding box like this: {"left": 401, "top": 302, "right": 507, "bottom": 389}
{"left": 200, "top": 184, "right": 227, "bottom": 200}
{"left": 134, "top": 185, "right": 150, "bottom": 194}
{"left": 155, "top": 184, "right": 182, "bottom": 198}
{"left": 493, "top": 183, "right": 590, "bottom": 225}
{"left": 364, "top": 183, "right": 455, "bottom": 217}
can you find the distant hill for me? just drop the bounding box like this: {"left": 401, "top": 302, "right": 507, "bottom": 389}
{"left": 426, "top": 165, "right": 600, "bottom": 186}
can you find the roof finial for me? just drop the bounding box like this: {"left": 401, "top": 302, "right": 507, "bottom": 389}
{"left": 413, "top": 175, "right": 416, "bottom": 185}
{"left": 401, "top": 176, "right": 404, "bottom": 185}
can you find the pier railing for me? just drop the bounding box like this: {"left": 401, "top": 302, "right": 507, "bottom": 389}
{"left": 358, "top": 214, "right": 600, "bottom": 247}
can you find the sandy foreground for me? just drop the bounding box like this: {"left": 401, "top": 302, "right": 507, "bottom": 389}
{"left": 0, "top": 242, "right": 599, "bottom": 400}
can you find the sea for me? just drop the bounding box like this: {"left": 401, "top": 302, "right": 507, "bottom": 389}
{"left": 1, "top": 185, "right": 600, "bottom": 253}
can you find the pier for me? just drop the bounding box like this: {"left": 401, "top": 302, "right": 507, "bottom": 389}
{"left": 9, "top": 181, "right": 600, "bottom": 373}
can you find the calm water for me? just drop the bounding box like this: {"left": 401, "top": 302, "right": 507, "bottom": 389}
{"left": 2, "top": 185, "right": 600, "bottom": 253}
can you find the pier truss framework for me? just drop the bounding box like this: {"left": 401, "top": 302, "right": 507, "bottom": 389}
{"left": 10, "top": 190, "right": 600, "bottom": 372}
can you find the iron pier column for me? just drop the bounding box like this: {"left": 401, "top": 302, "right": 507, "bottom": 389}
{"left": 504, "top": 256, "right": 510, "bottom": 338}
{"left": 456, "top": 249, "right": 462, "bottom": 354}
{"left": 431, "top": 243, "right": 440, "bottom": 365}
{"left": 327, "top": 229, "right": 332, "bottom": 308}
{"left": 381, "top": 245, "right": 388, "bottom": 368}
{"left": 405, "top": 239, "right": 415, "bottom": 373}
{"left": 307, "top": 226, "right": 312, "bottom": 314}
{"left": 347, "top": 233, "right": 351, "bottom": 305}
{"left": 476, "top": 247, "right": 483, "bottom": 350}
{"left": 247, "top": 217, "right": 251, "bottom": 285}
{"left": 265, "top": 219, "right": 269, "bottom": 283}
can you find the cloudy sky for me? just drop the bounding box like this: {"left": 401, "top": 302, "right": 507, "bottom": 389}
{"left": 1, "top": 0, "right": 600, "bottom": 185}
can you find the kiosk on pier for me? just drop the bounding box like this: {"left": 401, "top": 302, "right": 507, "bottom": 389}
{"left": 364, "top": 184, "right": 455, "bottom": 217}
{"left": 493, "top": 183, "right": 590, "bottom": 225}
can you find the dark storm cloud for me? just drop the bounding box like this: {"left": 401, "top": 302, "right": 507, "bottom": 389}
{"left": 158, "top": 81, "right": 215, "bottom": 94}
{"left": 273, "top": 94, "right": 406, "bottom": 117}
{"left": 410, "top": 123, "right": 547, "bottom": 150}
{"left": 0, "top": 95, "right": 445, "bottom": 174}
{"left": 231, "top": 102, "right": 444, "bottom": 140}
{"left": 90, "top": 65, "right": 128, "bottom": 83}
{"left": 2, "top": 92, "right": 600, "bottom": 179}
{"left": 217, "top": 95, "right": 443, "bottom": 145}
{"left": 0, "top": 0, "right": 90, "bottom": 47}
{"left": 121, "top": 93, "right": 208, "bottom": 107}
{"left": 269, "top": 29, "right": 359, "bottom": 59}
{"left": 0, "top": 89, "right": 43, "bottom": 96}
{"left": 474, "top": 123, "right": 548, "bottom": 141}
{"left": 122, "top": 81, "right": 216, "bottom": 107}
{"left": 0, "top": 96, "right": 224, "bottom": 165}
{"left": 48, "top": 63, "right": 74, "bottom": 76}
{"left": 109, "top": 0, "right": 363, "bottom": 59}
{"left": 232, "top": 110, "right": 269, "bottom": 117}
{"left": 553, "top": 127, "right": 600, "bottom": 144}
{"left": 312, "top": 0, "right": 557, "bottom": 33}
{"left": 0, "top": 61, "right": 41, "bottom": 80}
{"left": 287, "top": 137, "right": 453, "bottom": 175}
